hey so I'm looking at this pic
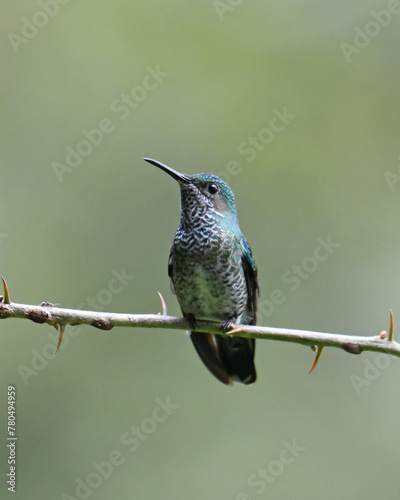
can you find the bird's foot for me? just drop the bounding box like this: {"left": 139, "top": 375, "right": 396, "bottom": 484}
{"left": 220, "top": 317, "right": 237, "bottom": 333}
{"left": 186, "top": 313, "right": 198, "bottom": 330}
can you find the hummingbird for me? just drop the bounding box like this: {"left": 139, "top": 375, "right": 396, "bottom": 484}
{"left": 145, "top": 158, "right": 258, "bottom": 385}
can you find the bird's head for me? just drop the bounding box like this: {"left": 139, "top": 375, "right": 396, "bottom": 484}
{"left": 144, "top": 158, "right": 238, "bottom": 222}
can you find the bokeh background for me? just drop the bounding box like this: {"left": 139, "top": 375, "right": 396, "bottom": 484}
{"left": 2, "top": 1, "right": 400, "bottom": 499}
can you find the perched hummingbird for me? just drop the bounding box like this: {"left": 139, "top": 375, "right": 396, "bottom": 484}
{"left": 145, "top": 158, "right": 259, "bottom": 385}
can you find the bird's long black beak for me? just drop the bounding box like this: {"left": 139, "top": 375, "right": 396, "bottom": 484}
{"left": 144, "top": 158, "right": 191, "bottom": 184}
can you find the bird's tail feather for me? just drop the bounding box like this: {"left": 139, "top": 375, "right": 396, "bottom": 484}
{"left": 190, "top": 331, "right": 256, "bottom": 385}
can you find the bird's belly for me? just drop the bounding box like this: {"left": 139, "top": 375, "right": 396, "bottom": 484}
{"left": 173, "top": 260, "right": 247, "bottom": 322}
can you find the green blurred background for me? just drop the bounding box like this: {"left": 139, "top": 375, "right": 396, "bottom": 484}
{"left": 2, "top": 1, "right": 400, "bottom": 498}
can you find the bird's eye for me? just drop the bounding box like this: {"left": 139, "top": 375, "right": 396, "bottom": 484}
{"left": 208, "top": 183, "right": 219, "bottom": 195}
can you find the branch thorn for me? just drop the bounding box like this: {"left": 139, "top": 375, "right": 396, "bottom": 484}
{"left": 1, "top": 276, "right": 11, "bottom": 304}
{"left": 55, "top": 324, "right": 66, "bottom": 354}
{"left": 388, "top": 309, "right": 394, "bottom": 342}
{"left": 157, "top": 291, "right": 168, "bottom": 316}
{"left": 309, "top": 345, "right": 324, "bottom": 374}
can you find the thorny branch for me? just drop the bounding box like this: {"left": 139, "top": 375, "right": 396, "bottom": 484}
{"left": 0, "top": 276, "right": 398, "bottom": 371}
